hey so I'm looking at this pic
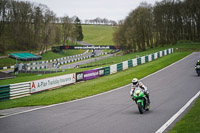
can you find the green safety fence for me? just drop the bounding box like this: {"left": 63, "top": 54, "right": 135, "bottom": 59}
{"left": 0, "top": 85, "right": 10, "bottom": 101}
{"left": 145, "top": 56, "right": 149, "bottom": 63}
{"left": 157, "top": 52, "right": 160, "bottom": 58}
{"left": 152, "top": 54, "right": 155, "bottom": 60}
{"left": 128, "top": 60, "right": 133, "bottom": 68}
{"left": 104, "top": 66, "right": 110, "bottom": 75}
{"left": 137, "top": 58, "right": 141, "bottom": 65}
{"left": 117, "top": 63, "right": 123, "bottom": 72}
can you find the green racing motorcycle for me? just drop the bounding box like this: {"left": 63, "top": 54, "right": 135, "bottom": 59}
{"left": 133, "top": 87, "right": 150, "bottom": 114}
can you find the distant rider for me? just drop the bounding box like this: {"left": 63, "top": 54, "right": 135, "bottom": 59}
{"left": 130, "top": 78, "right": 150, "bottom": 103}
{"left": 195, "top": 60, "right": 200, "bottom": 69}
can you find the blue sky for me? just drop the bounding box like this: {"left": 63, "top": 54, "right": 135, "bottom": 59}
{"left": 20, "top": 0, "right": 162, "bottom": 21}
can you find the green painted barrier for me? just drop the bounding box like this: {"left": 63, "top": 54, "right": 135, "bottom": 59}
{"left": 0, "top": 85, "right": 10, "bottom": 101}
{"left": 167, "top": 49, "right": 169, "bottom": 55}
{"left": 104, "top": 66, "right": 110, "bottom": 75}
{"left": 137, "top": 58, "right": 141, "bottom": 65}
{"left": 128, "top": 60, "right": 133, "bottom": 68}
{"left": 152, "top": 54, "right": 154, "bottom": 60}
{"left": 145, "top": 56, "right": 149, "bottom": 63}
{"left": 158, "top": 52, "right": 160, "bottom": 58}
{"left": 162, "top": 50, "right": 165, "bottom": 56}
{"left": 117, "top": 63, "right": 123, "bottom": 72}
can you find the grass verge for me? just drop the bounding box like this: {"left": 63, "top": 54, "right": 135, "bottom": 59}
{"left": 169, "top": 97, "right": 200, "bottom": 133}
{"left": 82, "top": 25, "right": 115, "bottom": 45}
{"left": 0, "top": 49, "right": 85, "bottom": 68}
{"left": 0, "top": 51, "right": 191, "bottom": 110}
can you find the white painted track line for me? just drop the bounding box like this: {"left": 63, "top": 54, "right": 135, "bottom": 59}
{"left": 155, "top": 90, "right": 200, "bottom": 133}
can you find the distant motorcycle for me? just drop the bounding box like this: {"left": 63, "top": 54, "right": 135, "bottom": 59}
{"left": 195, "top": 65, "right": 200, "bottom": 76}
{"left": 133, "top": 87, "right": 150, "bottom": 114}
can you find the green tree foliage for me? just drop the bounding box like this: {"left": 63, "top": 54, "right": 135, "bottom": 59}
{"left": 0, "top": 0, "right": 84, "bottom": 54}
{"left": 114, "top": 0, "right": 200, "bottom": 52}
{"left": 114, "top": 2, "right": 153, "bottom": 52}
{"left": 74, "top": 17, "right": 84, "bottom": 42}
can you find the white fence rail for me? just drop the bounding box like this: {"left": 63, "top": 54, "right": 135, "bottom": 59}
{"left": 10, "top": 82, "right": 30, "bottom": 99}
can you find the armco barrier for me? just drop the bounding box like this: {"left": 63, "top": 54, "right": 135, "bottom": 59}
{"left": 128, "top": 60, "right": 133, "bottom": 68}
{"left": 132, "top": 58, "right": 137, "bottom": 66}
{"left": 145, "top": 56, "right": 149, "bottom": 63}
{"left": 117, "top": 63, "right": 123, "bottom": 72}
{"left": 1, "top": 51, "right": 107, "bottom": 71}
{"left": 152, "top": 54, "right": 155, "bottom": 60}
{"left": 154, "top": 52, "right": 158, "bottom": 59}
{"left": 137, "top": 58, "right": 141, "bottom": 65}
{"left": 162, "top": 51, "right": 165, "bottom": 56}
{"left": 0, "top": 85, "right": 10, "bottom": 101}
{"left": 123, "top": 61, "right": 128, "bottom": 70}
{"left": 10, "top": 82, "right": 30, "bottom": 99}
{"left": 27, "top": 52, "right": 107, "bottom": 70}
{"left": 0, "top": 50, "right": 89, "bottom": 71}
{"left": 141, "top": 56, "right": 145, "bottom": 64}
{"left": 157, "top": 52, "right": 160, "bottom": 58}
{"left": 0, "top": 48, "right": 173, "bottom": 101}
{"left": 148, "top": 55, "right": 152, "bottom": 62}
{"left": 104, "top": 66, "right": 110, "bottom": 75}
{"left": 110, "top": 64, "right": 117, "bottom": 74}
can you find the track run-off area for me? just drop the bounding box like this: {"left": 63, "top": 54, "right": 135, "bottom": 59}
{"left": 0, "top": 52, "right": 199, "bottom": 133}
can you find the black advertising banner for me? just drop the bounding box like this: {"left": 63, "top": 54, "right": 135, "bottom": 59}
{"left": 54, "top": 45, "right": 119, "bottom": 50}
{"left": 76, "top": 72, "right": 83, "bottom": 82}
{"left": 98, "top": 68, "right": 105, "bottom": 76}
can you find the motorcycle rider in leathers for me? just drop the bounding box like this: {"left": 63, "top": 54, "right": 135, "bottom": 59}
{"left": 195, "top": 60, "right": 200, "bottom": 69}
{"left": 130, "top": 78, "right": 150, "bottom": 103}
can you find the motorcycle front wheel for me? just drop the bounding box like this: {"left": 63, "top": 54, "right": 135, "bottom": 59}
{"left": 138, "top": 102, "right": 144, "bottom": 114}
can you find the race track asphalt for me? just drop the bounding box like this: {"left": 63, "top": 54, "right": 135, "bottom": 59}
{"left": 0, "top": 52, "right": 199, "bottom": 133}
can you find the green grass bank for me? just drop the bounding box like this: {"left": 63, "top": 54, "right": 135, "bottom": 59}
{"left": 169, "top": 97, "right": 200, "bottom": 133}
{"left": 82, "top": 25, "right": 115, "bottom": 45}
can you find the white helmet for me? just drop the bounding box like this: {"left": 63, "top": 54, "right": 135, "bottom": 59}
{"left": 132, "top": 78, "right": 139, "bottom": 87}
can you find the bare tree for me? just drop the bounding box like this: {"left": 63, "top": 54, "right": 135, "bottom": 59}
{"left": 61, "top": 15, "right": 73, "bottom": 45}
